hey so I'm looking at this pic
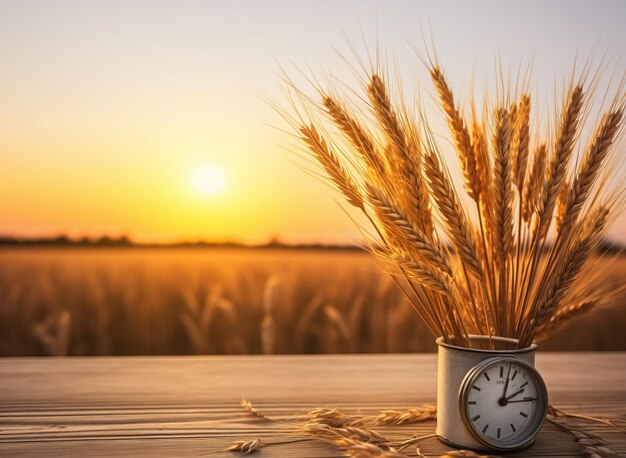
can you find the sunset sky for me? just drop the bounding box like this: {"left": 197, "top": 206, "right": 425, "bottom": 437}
{"left": 1, "top": 0, "right": 625, "bottom": 244}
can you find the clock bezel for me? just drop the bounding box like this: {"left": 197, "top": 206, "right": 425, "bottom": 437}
{"left": 458, "top": 356, "right": 548, "bottom": 451}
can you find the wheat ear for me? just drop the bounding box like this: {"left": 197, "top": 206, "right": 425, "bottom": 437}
{"left": 492, "top": 108, "right": 514, "bottom": 264}
{"left": 472, "top": 122, "right": 492, "bottom": 205}
{"left": 529, "top": 206, "right": 608, "bottom": 343}
{"left": 425, "top": 151, "right": 483, "bottom": 279}
{"left": 511, "top": 95, "right": 531, "bottom": 190}
{"left": 522, "top": 144, "right": 546, "bottom": 222}
{"left": 548, "top": 418, "right": 620, "bottom": 458}
{"left": 366, "top": 185, "right": 452, "bottom": 276}
{"left": 562, "top": 108, "right": 623, "bottom": 230}
{"left": 392, "top": 253, "right": 452, "bottom": 294}
{"left": 368, "top": 74, "right": 406, "bottom": 154}
{"left": 228, "top": 438, "right": 264, "bottom": 454}
{"left": 300, "top": 124, "right": 364, "bottom": 210}
{"left": 535, "top": 300, "right": 595, "bottom": 339}
{"left": 367, "top": 406, "right": 437, "bottom": 425}
{"left": 430, "top": 66, "right": 481, "bottom": 202}
{"left": 555, "top": 178, "right": 570, "bottom": 233}
{"left": 534, "top": 85, "right": 584, "bottom": 239}
{"left": 404, "top": 119, "right": 435, "bottom": 236}
{"left": 367, "top": 76, "right": 433, "bottom": 235}
{"left": 323, "top": 95, "right": 385, "bottom": 175}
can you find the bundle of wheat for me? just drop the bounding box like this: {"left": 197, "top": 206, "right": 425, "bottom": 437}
{"left": 291, "top": 57, "right": 625, "bottom": 348}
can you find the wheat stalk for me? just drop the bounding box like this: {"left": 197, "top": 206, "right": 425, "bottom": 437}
{"left": 300, "top": 124, "right": 364, "bottom": 210}
{"left": 535, "top": 300, "right": 595, "bottom": 339}
{"left": 240, "top": 398, "right": 273, "bottom": 421}
{"left": 511, "top": 95, "right": 531, "bottom": 190}
{"left": 332, "top": 436, "right": 404, "bottom": 458}
{"left": 547, "top": 418, "right": 620, "bottom": 457}
{"left": 367, "top": 75, "right": 435, "bottom": 236}
{"left": 234, "top": 399, "right": 621, "bottom": 456}
{"left": 368, "top": 75, "right": 406, "bottom": 156}
{"left": 534, "top": 85, "right": 584, "bottom": 240}
{"left": 561, "top": 108, "right": 623, "bottom": 230}
{"left": 522, "top": 144, "right": 546, "bottom": 222}
{"left": 473, "top": 123, "right": 494, "bottom": 249}
{"left": 228, "top": 439, "right": 264, "bottom": 455}
{"left": 367, "top": 406, "right": 437, "bottom": 425}
{"left": 491, "top": 108, "right": 514, "bottom": 265}
{"left": 523, "top": 206, "right": 609, "bottom": 345}
{"left": 292, "top": 55, "right": 624, "bottom": 348}
{"left": 323, "top": 95, "right": 385, "bottom": 175}
{"left": 424, "top": 151, "right": 483, "bottom": 279}
{"left": 431, "top": 67, "right": 481, "bottom": 202}
{"left": 366, "top": 185, "right": 452, "bottom": 276}
{"left": 555, "top": 178, "right": 570, "bottom": 233}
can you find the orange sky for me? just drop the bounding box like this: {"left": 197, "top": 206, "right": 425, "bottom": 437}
{"left": 1, "top": 0, "right": 625, "bottom": 244}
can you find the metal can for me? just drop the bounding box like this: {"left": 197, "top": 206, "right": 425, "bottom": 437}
{"left": 436, "top": 335, "right": 539, "bottom": 451}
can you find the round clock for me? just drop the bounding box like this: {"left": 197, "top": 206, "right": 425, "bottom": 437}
{"left": 458, "top": 357, "right": 548, "bottom": 451}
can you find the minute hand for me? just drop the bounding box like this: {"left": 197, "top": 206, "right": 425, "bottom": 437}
{"left": 507, "top": 398, "right": 537, "bottom": 403}
{"left": 502, "top": 364, "right": 512, "bottom": 398}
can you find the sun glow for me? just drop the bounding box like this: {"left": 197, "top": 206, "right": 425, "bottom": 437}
{"left": 190, "top": 165, "right": 226, "bottom": 196}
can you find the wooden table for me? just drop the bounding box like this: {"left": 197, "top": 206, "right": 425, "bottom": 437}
{"left": 1, "top": 354, "right": 624, "bottom": 457}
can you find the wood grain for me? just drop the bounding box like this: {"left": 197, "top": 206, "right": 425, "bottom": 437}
{"left": 1, "top": 354, "right": 625, "bottom": 457}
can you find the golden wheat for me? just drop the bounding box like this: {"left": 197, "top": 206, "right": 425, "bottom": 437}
{"left": 290, "top": 56, "right": 623, "bottom": 348}
{"left": 511, "top": 95, "right": 531, "bottom": 190}
{"left": 424, "top": 152, "right": 483, "bottom": 280}
{"left": 547, "top": 418, "right": 619, "bottom": 457}
{"left": 233, "top": 399, "right": 622, "bottom": 457}
{"left": 491, "top": 108, "right": 514, "bottom": 265}
{"left": 522, "top": 144, "right": 546, "bottom": 223}
{"left": 300, "top": 124, "right": 364, "bottom": 210}
{"left": 368, "top": 405, "right": 437, "bottom": 425}
{"left": 228, "top": 439, "right": 264, "bottom": 455}
{"left": 430, "top": 67, "right": 481, "bottom": 202}
{"left": 536, "top": 300, "right": 595, "bottom": 339}
{"left": 323, "top": 95, "right": 385, "bottom": 175}
{"left": 534, "top": 85, "right": 584, "bottom": 240}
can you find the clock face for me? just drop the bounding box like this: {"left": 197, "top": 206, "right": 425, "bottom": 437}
{"left": 459, "top": 357, "right": 548, "bottom": 450}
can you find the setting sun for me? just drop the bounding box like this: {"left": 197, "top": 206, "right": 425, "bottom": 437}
{"left": 190, "top": 165, "right": 226, "bottom": 196}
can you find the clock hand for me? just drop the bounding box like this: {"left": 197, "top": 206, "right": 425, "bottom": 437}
{"left": 504, "top": 388, "right": 525, "bottom": 401}
{"left": 502, "top": 364, "right": 512, "bottom": 398}
{"left": 507, "top": 398, "right": 537, "bottom": 403}
{"left": 498, "top": 364, "right": 513, "bottom": 406}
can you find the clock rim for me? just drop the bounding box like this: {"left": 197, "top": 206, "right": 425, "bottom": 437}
{"left": 458, "top": 356, "right": 548, "bottom": 451}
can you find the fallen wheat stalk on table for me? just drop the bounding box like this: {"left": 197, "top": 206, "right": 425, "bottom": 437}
{"left": 220, "top": 398, "right": 625, "bottom": 457}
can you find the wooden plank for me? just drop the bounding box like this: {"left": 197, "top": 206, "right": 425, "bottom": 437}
{"left": 0, "top": 354, "right": 625, "bottom": 457}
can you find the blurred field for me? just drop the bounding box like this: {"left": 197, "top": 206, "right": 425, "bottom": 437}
{"left": 0, "top": 248, "right": 624, "bottom": 356}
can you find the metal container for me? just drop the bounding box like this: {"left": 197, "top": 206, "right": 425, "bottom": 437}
{"left": 436, "top": 335, "right": 538, "bottom": 450}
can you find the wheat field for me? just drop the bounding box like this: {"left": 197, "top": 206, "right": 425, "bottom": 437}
{"left": 0, "top": 248, "right": 624, "bottom": 356}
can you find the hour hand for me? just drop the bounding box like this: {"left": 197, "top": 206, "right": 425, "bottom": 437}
{"left": 505, "top": 388, "right": 525, "bottom": 401}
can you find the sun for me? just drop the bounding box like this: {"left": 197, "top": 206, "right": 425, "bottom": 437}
{"left": 190, "top": 165, "right": 226, "bottom": 195}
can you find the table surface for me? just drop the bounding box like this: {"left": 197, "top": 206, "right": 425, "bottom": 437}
{"left": 1, "top": 353, "right": 625, "bottom": 457}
